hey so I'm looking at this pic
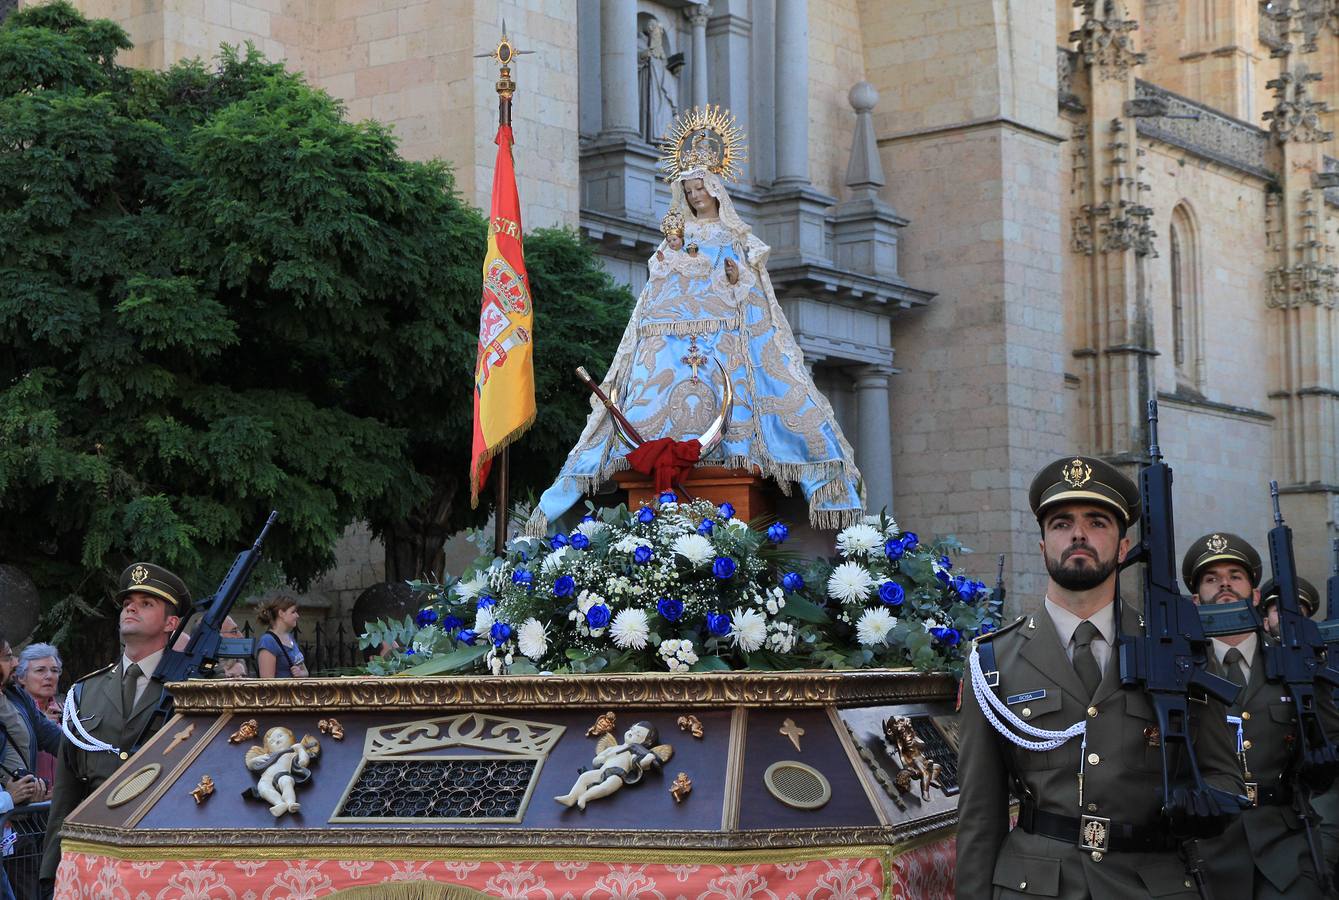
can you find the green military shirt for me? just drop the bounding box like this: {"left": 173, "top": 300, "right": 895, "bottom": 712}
{"left": 956, "top": 604, "right": 1245, "bottom": 898}
{"left": 41, "top": 659, "right": 170, "bottom": 884}
{"left": 1197, "top": 635, "right": 1339, "bottom": 899}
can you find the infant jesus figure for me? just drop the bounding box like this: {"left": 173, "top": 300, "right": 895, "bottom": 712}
{"left": 555, "top": 721, "right": 673, "bottom": 810}
{"left": 244, "top": 726, "right": 321, "bottom": 818}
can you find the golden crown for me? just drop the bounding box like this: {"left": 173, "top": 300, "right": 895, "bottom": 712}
{"left": 660, "top": 210, "right": 685, "bottom": 236}
{"left": 658, "top": 105, "right": 747, "bottom": 184}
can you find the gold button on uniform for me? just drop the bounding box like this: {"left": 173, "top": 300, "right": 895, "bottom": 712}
{"left": 1087, "top": 706, "right": 1098, "bottom": 718}
{"left": 1088, "top": 752, "right": 1100, "bottom": 766}
{"left": 1242, "top": 711, "right": 1251, "bottom": 720}
{"left": 1091, "top": 850, "right": 1103, "bottom": 862}
{"left": 1019, "top": 882, "right": 1027, "bottom": 890}
{"left": 1184, "top": 881, "right": 1193, "bottom": 889}
{"left": 1022, "top": 707, "right": 1032, "bottom": 718}
{"left": 1243, "top": 739, "right": 1253, "bottom": 750}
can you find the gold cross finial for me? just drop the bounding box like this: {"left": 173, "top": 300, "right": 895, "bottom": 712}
{"left": 475, "top": 20, "right": 534, "bottom": 99}
{"left": 779, "top": 717, "right": 805, "bottom": 751}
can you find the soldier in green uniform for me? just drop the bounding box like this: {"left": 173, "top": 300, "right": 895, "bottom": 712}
{"left": 956, "top": 456, "right": 1245, "bottom": 899}
{"left": 1184, "top": 534, "right": 1338, "bottom": 898}
{"left": 40, "top": 563, "right": 189, "bottom": 890}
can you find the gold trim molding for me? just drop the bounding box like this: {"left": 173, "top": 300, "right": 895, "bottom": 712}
{"left": 166, "top": 670, "right": 955, "bottom": 713}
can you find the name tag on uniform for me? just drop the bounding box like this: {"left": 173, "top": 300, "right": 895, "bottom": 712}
{"left": 1006, "top": 689, "right": 1046, "bottom": 705}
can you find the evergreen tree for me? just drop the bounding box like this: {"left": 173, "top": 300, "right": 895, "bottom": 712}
{"left": 0, "top": 3, "right": 632, "bottom": 647}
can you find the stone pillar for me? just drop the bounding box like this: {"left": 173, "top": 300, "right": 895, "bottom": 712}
{"left": 773, "top": 0, "right": 809, "bottom": 186}
{"left": 600, "top": 0, "right": 639, "bottom": 139}
{"left": 685, "top": 3, "right": 711, "bottom": 108}
{"left": 855, "top": 366, "right": 895, "bottom": 515}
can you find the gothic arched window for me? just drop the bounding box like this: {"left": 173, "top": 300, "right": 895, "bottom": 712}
{"left": 1168, "top": 204, "right": 1202, "bottom": 390}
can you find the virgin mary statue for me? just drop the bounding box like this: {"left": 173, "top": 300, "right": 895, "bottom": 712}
{"left": 528, "top": 106, "right": 864, "bottom": 532}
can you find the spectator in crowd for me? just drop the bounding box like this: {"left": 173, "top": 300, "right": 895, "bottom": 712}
{"left": 255, "top": 597, "right": 308, "bottom": 678}
{"left": 1, "top": 633, "right": 60, "bottom": 900}
{"left": 171, "top": 615, "right": 250, "bottom": 678}
{"left": 14, "top": 643, "right": 62, "bottom": 793}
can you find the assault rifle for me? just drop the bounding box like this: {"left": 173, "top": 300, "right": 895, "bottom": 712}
{"left": 1319, "top": 539, "right": 1339, "bottom": 658}
{"left": 987, "top": 553, "right": 1006, "bottom": 625}
{"left": 1262, "top": 484, "right": 1339, "bottom": 891}
{"left": 139, "top": 511, "right": 279, "bottom": 741}
{"left": 1117, "top": 401, "right": 1249, "bottom": 894}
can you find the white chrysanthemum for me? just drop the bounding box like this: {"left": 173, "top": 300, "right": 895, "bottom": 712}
{"left": 541, "top": 545, "right": 571, "bottom": 574}
{"left": 836, "top": 523, "right": 884, "bottom": 556}
{"left": 610, "top": 608, "right": 651, "bottom": 650}
{"left": 613, "top": 535, "right": 651, "bottom": 554}
{"left": 454, "top": 571, "right": 488, "bottom": 601}
{"left": 517, "top": 618, "right": 548, "bottom": 661}
{"left": 729, "top": 607, "right": 768, "bottom": 653}
{"left": 856, "top": 607, "right": 897, "bottom": 646}
{"left": 828, "top": 561, "right": 874, "bottom": 603}
{"left": 576, "top": 519, "right": 607, "bottom": 538}
{"left": 474, "top": 606, "right": 496, "bottom": 633}
{"left": 865, "top": 514, "right": 900, "bottom": 536}
{"left": 672, "top": 533, "right": 715, "bottom": 567}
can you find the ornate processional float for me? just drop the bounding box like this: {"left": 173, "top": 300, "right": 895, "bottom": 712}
{"left": 53, "top": 35, "right": 993, "bottom": 900}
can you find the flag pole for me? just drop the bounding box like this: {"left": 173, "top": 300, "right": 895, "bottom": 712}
{"left": 491, "top": 32, "right": 516, "bottom": 558}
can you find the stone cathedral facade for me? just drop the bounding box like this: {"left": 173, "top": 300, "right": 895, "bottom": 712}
{"left": 44, "top": 0, "right": 1339, "bottom": 609}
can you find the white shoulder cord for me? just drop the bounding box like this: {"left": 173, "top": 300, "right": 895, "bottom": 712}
{"left": 61, "top": 686, "right": 122, "bottom": 756}
{"left": 968, "top": 644, "right": 1087, "bottom": 752}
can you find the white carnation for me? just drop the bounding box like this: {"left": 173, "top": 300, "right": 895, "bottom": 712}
{"left": 517, "top": 618, "right": 549, "bottom": 661}
{"left": 836, "top": 523, "right": 884, "bottom": 556}
{"left": 856, "top": 607, "right": 897, "bottom": 646}
{"left": 827, "top": 561, "right": 874, "bottom": 603}
{"left": 610, "top": 608, "right": 651, "bottom": 650}
{"left": 658, "top": 638, "right": 699, "bottom": 672}
{"left": 729, "top": 607, "right": 768, "bottom": 653}
{"left": 671, "top": 533, "right": 715, "bottom": 567}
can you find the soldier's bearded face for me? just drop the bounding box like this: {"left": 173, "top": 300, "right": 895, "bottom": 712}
{"left": 1040, "top": 504, "right": 1128, "bottom": 591}
{"left": 1194, "top": 563, "right": 1257, "bottom": 606}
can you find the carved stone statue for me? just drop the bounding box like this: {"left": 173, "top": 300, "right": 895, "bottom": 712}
{"left": 638, "top": 17, "right": 676, "bottom": 144}
{"left": 555, "top": 721, "right": 673, "bottom": 810}
{"left": 245, "top": 726, "right": 320, "bottom": 818}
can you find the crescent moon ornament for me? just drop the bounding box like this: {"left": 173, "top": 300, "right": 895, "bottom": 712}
{"left": 608, "top": 357, "right": 733, "bottom": 454}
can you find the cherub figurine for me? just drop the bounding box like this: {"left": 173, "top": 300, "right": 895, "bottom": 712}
{"left": 883, "top": 715, "right": 942, "bottom": 802}
{"left": 244, "top": 726, "right": 320, "bottom": 818}
{"left": 555, "top": 721, "right": 673, "bottom": 810}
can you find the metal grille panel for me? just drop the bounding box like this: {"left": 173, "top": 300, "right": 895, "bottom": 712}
{"left": 334, "top": 758, "right": 538, "bottom": 822}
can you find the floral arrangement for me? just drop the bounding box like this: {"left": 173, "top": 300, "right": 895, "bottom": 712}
{"left": 360, "top": 496, "right": 1001, "bottom": 679}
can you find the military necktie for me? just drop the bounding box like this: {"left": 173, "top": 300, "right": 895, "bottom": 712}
{"left": 1223, "top": 646, "right": 1247, "bottom": 688}
{"left": 121, "top": 662, "right": 142, "bottom": 716}
{"left": 1072, "top": 620, "right": 1103, "bottom": 699}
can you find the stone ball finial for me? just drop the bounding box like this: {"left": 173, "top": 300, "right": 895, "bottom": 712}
{"left": 849, "top": 81, "right": 879, "bottom": 114}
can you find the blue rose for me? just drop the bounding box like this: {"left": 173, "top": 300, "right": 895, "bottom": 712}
{"left": 767, "top": 522, "right": 790, "bottom": 543}
{"left": 512, "top": 569, "right": 534, "bottom": 587}
{"left": 553, "top": 575, "right": 575, "bottom": 598}
{"left": 878, "top": 580, "right": 905, "bottom": 607}
{"left": 586, "top": 604, "right": 611, "bottom": 629}
{"left": 637, "top": 506, "right": 656, "bottom": 524}
{"left": 781, "top": 571, "right": 804, "bottom": 592}
{"left": 718, "top": 502, "right": 736, "bottom": 519}
{"left": 490, "top": 621, "right": 513, "bottom": 646}
{"left": 713, "top": 556, "right": 737, "bottom": 579}
{"left": 458, "top": 629, "right": 478, "bottom": 646}
{"left": 657, "top": 597, "right": 685, "bottom": 622}
{"left": 951, "top": 575, "right": 970, "bottom": 597}
{"left": 884, "top": 538, "right": 905, "bottom": 561}
{"left": 978, "top": 621, "right": 996, "bottom": 636}
{"left": 414, "top": 607, "right": 439, "bottom": 628}
{"left": 935, "top": 569, "right": 950, "bottom": 586}
{"left": 938, "top": 555, "right": 952, "bottom": 570}
{"left": 581, "top": 514, "right": 596, "bottom": 522}
{"left": 570, "top": 532, "right": 591, "bottom": 550}
{"left": 477, "top": 595, "right": 497, "bottom": 609}
{"left": 549, "top": 533, "right": 568, "bottom": 550}
{"left": 658, "top": 491, "right": 677, "bottom": 504}
{"left": 405, "top": 647, "right": 416, "bottom": 655}
{"left": 706, "top": 612, "right": 731, "bottom": 636}
{"left": 900, "top": 532, "right": 919, "bottom": 550}
{"left": 634, "top": 545, "right": 654, "bottom": 565}
{"left": 931, "top": 627, "right": 961, "bottom": 646}
{"left": 442, "top": 615, "right": 462, "bottom": 632}
{"left": 697, "top": 518, "right": 716, "bottom": 536}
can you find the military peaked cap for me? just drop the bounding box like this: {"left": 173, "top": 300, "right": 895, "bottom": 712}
{"left": 1029, "top": 456, "right": 1141, "bottom": 525}
{"left": 1259, "top": 577, "right": 1320, "bottom": 617}
{"left": 1181, "top": 532, "right": 1263, "bottom": 591}
{"left": 116, "top": 562, "right": 191, "bottom": 618}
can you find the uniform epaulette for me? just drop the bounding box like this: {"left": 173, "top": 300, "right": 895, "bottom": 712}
{"left": 73, "top": 662, "right": 116, "bottom": 684}
{"left": 974, "top": 614, "right": 1027, "bottom": 645}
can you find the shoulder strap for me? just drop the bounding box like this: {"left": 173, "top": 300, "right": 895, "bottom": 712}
{"left": 265, "top": 630, "right": 295, "bottom": 669}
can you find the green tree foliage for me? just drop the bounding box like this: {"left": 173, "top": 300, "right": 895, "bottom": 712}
{"left": 0, "top": 3, "right": 632, "bottom": 648}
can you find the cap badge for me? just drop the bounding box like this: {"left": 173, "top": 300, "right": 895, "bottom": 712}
{"left": 130, "top": 565, "right": 150, "bottom": 585}
{"left": 1207, "top": 534, "right": 1228, "bottom": 553}
{"left": 1062, "top": 458, "right": 1093, "bottom": 489}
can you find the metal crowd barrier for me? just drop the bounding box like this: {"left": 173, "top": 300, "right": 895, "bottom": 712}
{"left": 2, "top": 801, "right": 49, "bottom": 900}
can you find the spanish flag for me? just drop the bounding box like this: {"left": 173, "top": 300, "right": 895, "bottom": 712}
{"left": 469, "top": 124, "right": 535, "bottom": 508}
